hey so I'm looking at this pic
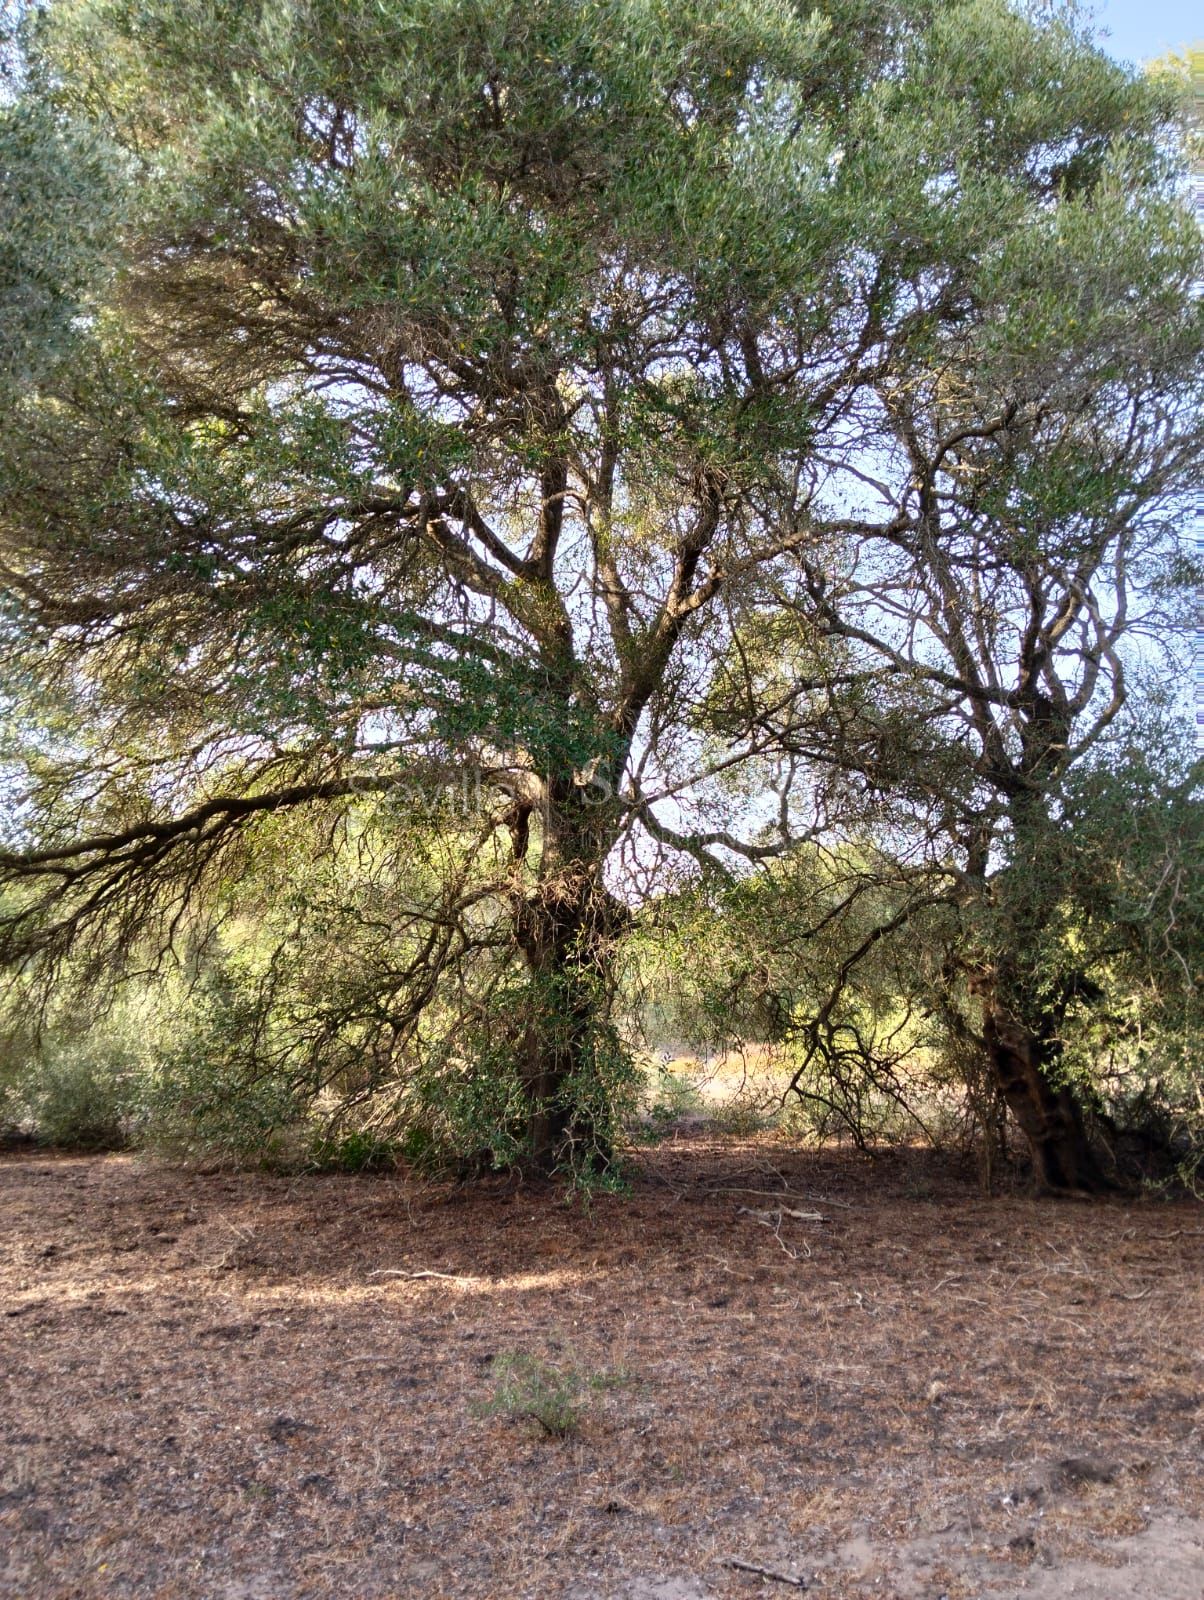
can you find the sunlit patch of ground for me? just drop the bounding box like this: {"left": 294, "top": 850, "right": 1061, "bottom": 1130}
{"left": 1, "top": 1138, "right": 1201, "bottom": 1598}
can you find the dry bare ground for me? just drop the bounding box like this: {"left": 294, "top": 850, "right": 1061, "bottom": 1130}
{"left": 1, "top": 1136, "right": 1201, "bottom": 1600}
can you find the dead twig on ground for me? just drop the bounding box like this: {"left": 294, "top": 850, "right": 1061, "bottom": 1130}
{"left": 725, "top": 1555, "right": 809, "bottom": 1587}
{"left": 736, "top": 1206, "right": 814, "bottom": 1259}
{"left": 708, "top": 1185, "right": 846, "bottom": 1210}
{"left": 736, "top": 1204, "right": 825, "bottom": 1223}
{"left": 369, "top": 1268, "right": 477, "bottom": 1286}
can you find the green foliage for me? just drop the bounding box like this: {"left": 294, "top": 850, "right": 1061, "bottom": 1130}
{"left": 0, "top": 796, "right": 644, "bottom": 1174}
{"left": 475, "top": 1351, "right": 625, "bottom": 1437}
{"left": 706, "top": 1099, "right": 773, "bottom": 1138}
{"left": 410, "top": 967, "right": 642, "bottom": 1177}
{"left": 308, "top": 1129, "right": 399, "bottom": 1173}
{"left": 0, "top": 97, "right": 126, "bottom": 395}
{"left": 17, "top": 1034, "right": 135, "bottom": 1149}
{"left": 646, "top": 719, "right": 1204, "bottom": 1179}
{"left": 409, "top": 1020, "right": 531, "bottom": 1175}
{"left": 0, "top": 1012, "right": 28, "bottom": 1135}
{"left": 139, "top": 969, "right": 315, "bottom": 1168}
{"left": 0, "top": 0, "right": 1201, "bottom": 1185}
{"left": 0, "top": 995, "right": 149, "bottom": 1149}
{"left": 477, "top": 1352, "right": 584, "bottom": 1437}
{"left": 639, "top": 1062, "right": 707, "bottom": 1131}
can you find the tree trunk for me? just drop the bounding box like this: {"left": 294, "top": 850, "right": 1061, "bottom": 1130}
{"left": 980, "top": 993, "right": 1112, "bottom": 1194}
{"left": 513, "top": 880, "right": 615, "bottom": 1173}
{"left": 510, "top": 787, "right": 624, "bottom": 1175}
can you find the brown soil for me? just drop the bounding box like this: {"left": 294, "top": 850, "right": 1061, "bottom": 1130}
{"left": 1, "top": 1137, "right": 1201, "bottom": 1599}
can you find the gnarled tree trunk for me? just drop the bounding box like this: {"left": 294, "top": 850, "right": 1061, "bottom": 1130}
{"left": 979, "top": 983, "right": 1112, "bottom": 1194}
{"left": 509, "top": 781, "right": 626, "bottom": 1173}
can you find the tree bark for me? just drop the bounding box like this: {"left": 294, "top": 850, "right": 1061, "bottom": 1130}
{"left": 980, "top": 989, "right": 1112, "bottom": 1194}
{"left": 510, "top": 784, "right": 624, "bottom": 1174}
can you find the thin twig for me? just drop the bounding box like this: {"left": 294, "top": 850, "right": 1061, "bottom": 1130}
{"left": 709, "top": 1185, "right": 849, "bottom": 1210}
{"left": 369, "top": 1268, "right": 477, "bottom": 1286}
{"left": 725, "top": 1556, "right": 809, "bottom": 1588}
{"left": 736, "top": 1207, "right": 813, "bottom": 1258}
{"left": 737, "top": 1204, "right": 825, "bottom": 1222}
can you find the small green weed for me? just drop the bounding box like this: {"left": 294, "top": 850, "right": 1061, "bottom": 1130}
{"left": 475, "top": 1352, "right": 627, "bottom": 1438}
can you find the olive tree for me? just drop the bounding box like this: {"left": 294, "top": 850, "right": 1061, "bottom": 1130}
{"left": 1, "top": 0, "right": 1198, "bottom": 1172}
{"left": 701, "top": 64, "right": 1204, "bottom": 1187}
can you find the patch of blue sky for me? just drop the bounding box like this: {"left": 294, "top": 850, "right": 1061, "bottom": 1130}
{"left": 1085, "top": 0, "right": 1201, "bottom": 66}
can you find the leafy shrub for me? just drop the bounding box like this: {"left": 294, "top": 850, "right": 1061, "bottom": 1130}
{"left": 26, "top": 1039, "right": 135, "bottom": 1149}
{"left": 0, "top": 1017, "right": 30, "bottom": 1137}
{"left": 144, "top": 1060, "right": 310, "bottom": 1168}
{"left": 309, "top": 1129, "right": 398, "bottom": 1173}
{"left": 0, "top": 998, "right": 151, "bottom": 1150}
{"left": 140, "top": 970, "right": 313, "bottom": 1167}
{"left": 409, "top": 973, "right": 642, "bottom": 1179}
{"left": 638, "top": 1061, "right": 706, "bottom": 1132}
{"left": 409, "top": 1033, "right": 529, "bottom": 1176}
